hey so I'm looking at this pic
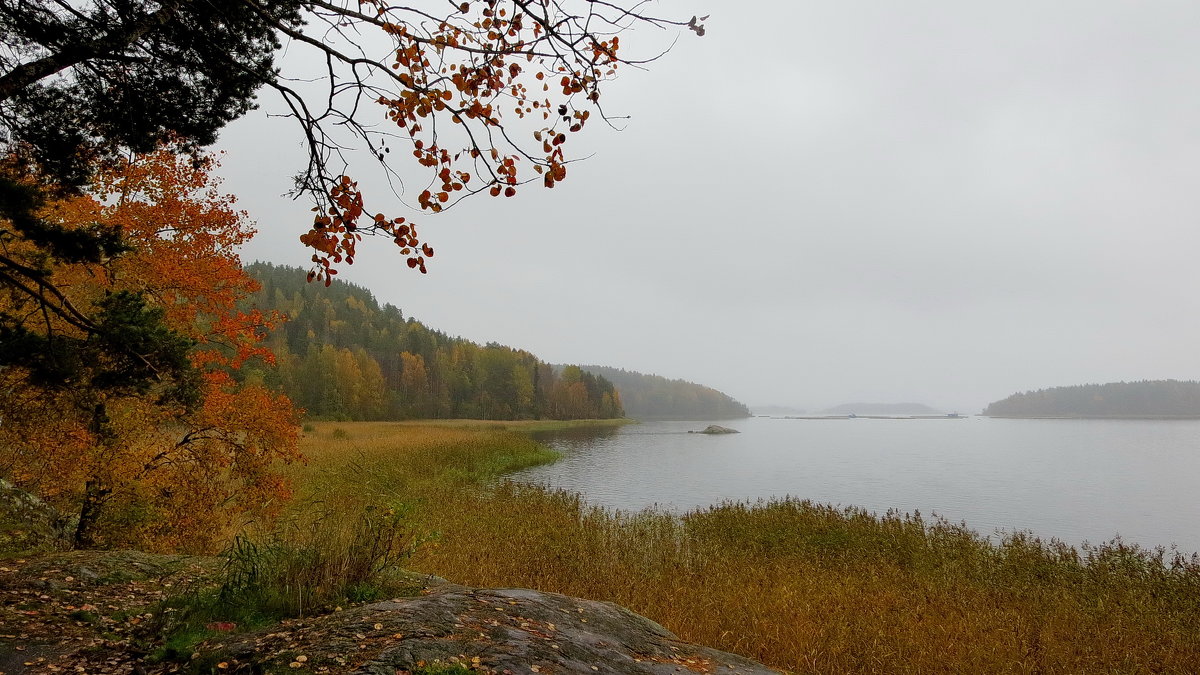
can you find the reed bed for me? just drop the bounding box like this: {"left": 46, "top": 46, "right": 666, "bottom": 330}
{"left": 293, "top": 421, "right": 1200, "bottom": 674}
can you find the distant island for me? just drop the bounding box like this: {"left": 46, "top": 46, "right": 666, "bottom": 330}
{"left": 983, "top": 380, "right": 1200, "bottom": 418}
{"left": 574, "top": 365, "right": 751, "bottom": 420}
{"left": 751, "top": 405, "right": 808, "bottom": 416}
{"left": 822, "top": 402, "right": 944, "bottom": 416}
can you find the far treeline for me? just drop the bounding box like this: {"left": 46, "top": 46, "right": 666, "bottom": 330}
{"left": 574, "top": 365, "right": 750, "bottom": 420}
{"left": 242, "top": 263, "right": 622, "bottom": 421}
{"left": 983, "top": 380, "right": 1200, "bottom": 418}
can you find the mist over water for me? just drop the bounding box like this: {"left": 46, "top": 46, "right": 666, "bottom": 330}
{"left": 514, "top": 417, "right": 1200, "bottom": 555}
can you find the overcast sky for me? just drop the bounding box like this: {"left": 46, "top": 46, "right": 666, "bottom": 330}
{"left": 214, "top": 1, "right": 1200, "bottom": 413}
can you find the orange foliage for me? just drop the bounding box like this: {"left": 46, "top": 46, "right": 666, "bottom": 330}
{"left": 0, "top": 150, "right": 301, "bottom": 553}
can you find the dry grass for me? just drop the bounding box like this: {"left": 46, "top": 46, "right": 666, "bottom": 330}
{"left": 291, "top": 421, "right": 563, "bottom": 496}
{"left": 291, "top": 421, "right": 1200, "bottom": 674}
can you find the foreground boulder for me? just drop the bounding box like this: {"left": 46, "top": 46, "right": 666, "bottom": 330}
{"left": 2, "top": 552, "right": 778, "bottom": 674}
{"left": 688, "top": 425, "right": 740, "bottom": 435}
{"left": 204, "top": 584, "right": 778, "bottom": 674}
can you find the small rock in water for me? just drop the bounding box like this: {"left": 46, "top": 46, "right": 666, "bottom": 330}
{"left": 690, "top": 425, "right": 739, "bottom": 434}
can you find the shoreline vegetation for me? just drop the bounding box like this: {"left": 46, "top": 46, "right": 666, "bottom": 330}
{"left": 288, "top": 420, "right": 1200, "bottom": 673}
{"left": 6, "top": 419, "right": 1199, "bottom": 672}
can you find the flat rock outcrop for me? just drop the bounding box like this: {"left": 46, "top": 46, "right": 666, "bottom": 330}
{"left": 0, "top": 479, "right": 73, "bottom": 554}
{"left": 688, "top": 425, "right": 739, "bottom": 435}
{"left": 205, "top": 584, "right": 778, "bottom": 674}
{"left": 3, "top": 551, "right": 778, "bottom": 674}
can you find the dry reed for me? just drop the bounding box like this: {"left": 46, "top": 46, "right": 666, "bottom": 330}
{"left": 293, "top": 421, "right": 1200, "bottom": 674}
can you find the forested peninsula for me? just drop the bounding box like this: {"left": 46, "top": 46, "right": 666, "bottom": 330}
{"left": 243, "top": 264, "right": 751, "bottom": 422}
{"left": 983, "top": 380, "right": 1200, "bottom": 418}
{"left": 242, "top": 263, "right": 622, "bottom": 420}
{"left": 574, "top": 365, "right": 751, "bottom": 420}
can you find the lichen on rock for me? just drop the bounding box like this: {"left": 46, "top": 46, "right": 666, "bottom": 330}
{"left": 205, "top": 584, "right": 779, "bottom": 674}
{"left": 0, "top": 478, "right": 74, "bottom": 554}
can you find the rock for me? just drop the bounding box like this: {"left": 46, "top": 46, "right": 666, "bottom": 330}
{"left": 688, "top": 425, "right": 740, "bottom": 435}
{"left": 74, "top": 565, "right": 100, "bottom": 581}
{"left": 0, "top": 478, "right": 73, "bottom": 554}
{"left": 206, "top": 584, "right": 779, "bottom": 674}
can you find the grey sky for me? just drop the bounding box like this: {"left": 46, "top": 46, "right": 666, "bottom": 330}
{"left": 215, "top": 1, "right": 1200, "bottom": 412}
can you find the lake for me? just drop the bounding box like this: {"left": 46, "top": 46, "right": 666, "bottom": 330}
{"left": 513, "top": 416, "right": 1200, "bottom": 555}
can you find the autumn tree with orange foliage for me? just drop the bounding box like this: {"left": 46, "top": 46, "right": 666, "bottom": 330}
{"left": 0, "top": 150, "right": 300, "bottom": 552}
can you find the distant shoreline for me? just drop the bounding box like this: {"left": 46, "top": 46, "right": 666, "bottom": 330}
{"left": 764, "top": 413, "right": 1200, "bottom": 420}
{"left": 763, "top": 415, "right": 966, "bottom": 421}
{"left": 984, "top": 414, "right": 1200, "bottom": 420}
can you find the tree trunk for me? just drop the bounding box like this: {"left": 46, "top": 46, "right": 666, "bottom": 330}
{"left": 73, "top": 402, "right": 115, "bottom": 549}
{"left": 73, "top": 478, "right": 111, "bottom": 549}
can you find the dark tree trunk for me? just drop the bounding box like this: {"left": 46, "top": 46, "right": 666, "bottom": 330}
{"left": 73, "top": 402, "right": 115, "bottom": 549}
{"left": 73, "top": 478, "right": 111, "bottom": 549}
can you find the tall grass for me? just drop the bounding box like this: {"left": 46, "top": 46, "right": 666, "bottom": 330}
{"left": 221, "top": 498, "right": 424, "bottom": 617}
{"left": 150, "top": 495, "right": 427, "bottom": 664}
{"left": 291, "top": 421, "right": 1200, "bottom": 673}
{"left": 194, "top": 422, "right": 555, "bottom": 619}
{"left": 292, "top": 421, "right": 560, "bottom": 493}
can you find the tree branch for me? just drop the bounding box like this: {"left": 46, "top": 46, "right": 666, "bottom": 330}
{"left": 0, "top": 0, "right": 182, "bottom": 102}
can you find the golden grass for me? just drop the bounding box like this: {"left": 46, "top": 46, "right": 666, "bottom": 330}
{"left": 292, "top": 421, "right": 1200, "bottom": 674}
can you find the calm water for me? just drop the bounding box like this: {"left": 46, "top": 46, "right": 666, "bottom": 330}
{"left": 512, "top": 416, "right": 1200, "bottom": 555}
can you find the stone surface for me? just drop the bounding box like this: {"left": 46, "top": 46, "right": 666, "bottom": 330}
{"left": 689, "top": 425, "right": 740, "bottom": 435}
{"left": 0, "top": 479, "right": 73, "bottom": 554}
{"left": 2, "top": 551, "right": 778, "bottom": 674}
{"left": 0, "top": 550, "right": 222, "bottom": 674}
{"left": 207, "top": 584, "right": 779, "bottom": 674}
